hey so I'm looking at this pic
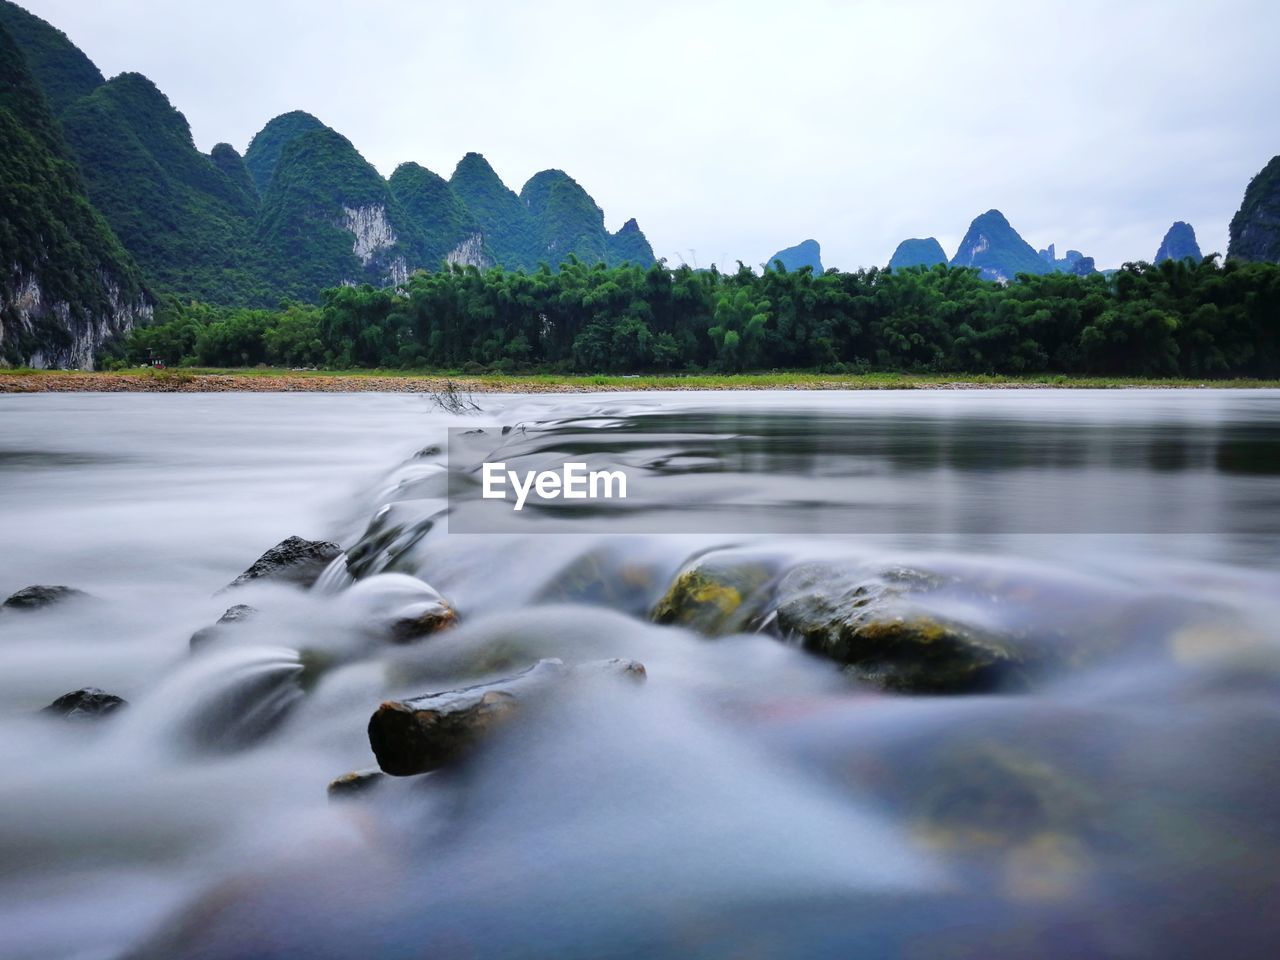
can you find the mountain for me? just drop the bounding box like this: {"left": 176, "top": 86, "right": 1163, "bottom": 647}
{"left": 243, "top": 110, "right": 327, "bottom": 195}
{"left": 522, "top": 169, "right": 610, "bottom": 267}
{"left": 388, "top": 162, "right": 488, "bottom": 269}
{"left": 209, "top": 142, "right": 258, "bottom": 203}
{"left": 888, "top": 237, "right": 947, "bottom": 270}
{"left": 1038, "top": 245, "right": 1097, "bottom": 276}
{"left": 57, "top": 72, "right": 260, "bottom": 303}
{"left": 765, "top": 239, "right": 823, "bottom": 274}
{"left": 1154, "top": 222, "right": 1202, "bottom": 264}
{"left": 0, "top": 0, "right": 101, "bottom": 114}
{"left": 950, "top": 210, "right": 1050, "bottom": 282}
{"left": 255, "top": 126, "right": 423, "bottom": 299}
{"left": 1228, "top": 156, "right": 1280, "bottom": 264}
{"left": 607, "top": 218, "right": 656, "bottom": 267}
{"left": 0, "top": 21, "right": 149, "bottom": 367}
{"left": 449, "top": 152, "right": 536, "bottom": 270}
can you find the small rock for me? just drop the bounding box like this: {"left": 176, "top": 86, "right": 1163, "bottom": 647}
{"left": 190, "top": 604, "right": 258, "bottom": 649}
{"left": 651, "top": 552, "right": 780, "bottom": 636}
{"left": 387, "top": 601, "right": 458, "bottom": 644}
{"left": 41, "top": 687, "right": 127, "bottom": 721}
{"left": 222, "top": 536, "right": 342, "bottom": 592}
{"left": 3, "top": 585, "right": 92, "bottom": 612}
{"left": 327, "top": 768, "right": 387, "bottom": 800}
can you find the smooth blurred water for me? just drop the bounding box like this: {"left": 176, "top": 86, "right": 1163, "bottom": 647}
{"left": 1, "top": 390, "right": 1278, "bottom": 960}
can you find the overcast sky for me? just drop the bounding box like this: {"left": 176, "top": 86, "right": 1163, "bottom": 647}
{"left": 20, "top": 0, "right": 1280, "bottom": 271}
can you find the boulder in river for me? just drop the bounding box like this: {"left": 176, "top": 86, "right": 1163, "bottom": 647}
{"left": 651, "top": 552, "right": 780, "bottom": 636}
{"left": 772, "top": 564, "right": 1029, "bottom": 693}
{"left": 41, "top": 687, "right": 127, "bottom": 720}
{"left": 327, "top": 768, "right": 387, "bottom": 800}
{"left": 368, "top": 657, "right": 646, "bottom": 776}
{"left": 222, "top": 536, "right": 342, "bottom": 592}
{"left": 189, "top": 604, "right": 258, "bottom": 650}
{"left": 3, "top": 584, "right": 93, "bottom": 612}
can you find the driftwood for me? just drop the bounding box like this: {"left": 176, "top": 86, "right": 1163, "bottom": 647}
{"left": 368, "top": 657, "right": 645, "bottom": 776}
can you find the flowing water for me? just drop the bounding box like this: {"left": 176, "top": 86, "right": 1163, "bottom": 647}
{"left": 1, "top": 390, "right": 1279, "bottom": 959}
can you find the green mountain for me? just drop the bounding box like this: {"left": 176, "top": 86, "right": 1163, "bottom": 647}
{"left": 256, "top": 126, "right": 423, "bottom": 300}
{"left": 449, "top": 152, "right": 536, "bottom": 269}
{"left": 209, "top": 142, "right": 258, "bottom": 203}
{"left": 607, "top": 218, "right": 656, "bottom": 267}
{"left": 0, "top": 21, "right": 148, "bottom": 367}
{"left": 1154, "top": 222, "right": 1201, "bottom": 264}
{"left": 1228, "top": 155, "right": 1280, "bottom": 264}
{"left": 950, "top": 210, "right": 1050, "bottom": 282}
{"left": 521, "top": 169, "right": 612, "bottom": 266}
{"left": 888, "top": 237, "right": 947, "bottom": 270}
{"left": 766, "top": 239, "right": 823, "bottom": 274}
{"left": 0, "top": 0, "right": 102, "bottom": 114}
{"left": 243, "top": 110, "right": 327, "bottom": 195}
{"left": 58, "top": 72, "right": 260, "bottom": 303}
{"left": 388, "top": 161, "right": 487, "bottom": 269}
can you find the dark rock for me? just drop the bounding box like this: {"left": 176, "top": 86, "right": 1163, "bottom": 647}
{"left": 1228, "top": 155, "right": 1280, "bottom": 263}
{"left": 41, "top": 687, "right": 126, "bottom": 720}
{"left": 189, "top": 604, "right": 258, "bottom": 650}
{"left": 327, "top": 768, "right": 387, "bottom": 800}
{"left": 222, "top": 536, "right": 342, "bottom": 592}
{"left": 387, "top": 600, "right": 458, "bottom": 644}
{"left": 1154, "top": 221, "right": 1202, "bottom": 264}
{"left": 2, "top": 584, "right": 92, "bottom": 612}
{"left": 772, "top": 564, "right": 1028, "bottom": 693}
{"left": 368, "top": 657, "right": 645, "bottom": 776}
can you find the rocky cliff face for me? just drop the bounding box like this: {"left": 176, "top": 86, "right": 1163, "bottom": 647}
{"left": 0, "top": 18, "right": 150, "bottom": 368}
{"left": 1228, "top": 156, "right": 1280, "bottom": 264}
{"left": 1155, "top": 221, "right": 1202, "bottom": 264}
{"left": 341, "top": 205, "right": 398, "bottom": 265}
{"left": 445, "top": 232, "right": 492, "bottom": 270}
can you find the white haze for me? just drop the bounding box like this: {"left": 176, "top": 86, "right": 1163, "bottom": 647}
{"left": 16, "top": 0, "right": 1280, "bottom": 270}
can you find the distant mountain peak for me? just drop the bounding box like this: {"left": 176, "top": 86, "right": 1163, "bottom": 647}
{"left": 888, "top": 237, "right": 947, "bottom": 270}
{"left": 1228, "top": 156, "right": 1280, "bottom": 264}
{"left": 244, "top": 111, "right": 329, "bottom": 193}
{"left": 766, "top": 239, "right": 823, "bottom": 273}
{"left": 1155, "top": 221, "right": 1202, "bottom": 264}
{"left": 950, "top": 209, "right": 1049, "bottom": 282}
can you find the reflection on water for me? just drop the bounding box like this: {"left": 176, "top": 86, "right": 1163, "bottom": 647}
{"left": 0, "top": 390, "right": 1278, "bottom": 959}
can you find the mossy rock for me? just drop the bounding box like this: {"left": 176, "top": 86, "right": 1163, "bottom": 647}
{"left": 651, "top": 551, "right": 780, "bottom": 636}
{"left": 773, "top": 563, "right": 1028, "bottom": 693}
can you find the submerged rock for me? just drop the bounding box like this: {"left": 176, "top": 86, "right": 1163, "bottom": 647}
{"left": 189, "top": 604, "right": 258, "bottom": 650}
{"left": 41, "top": 687, "right": 127, "bottom": 720}
{"left": 368, "top": 657, "right": 646, "bottom": 776}
{"left": 772, "top": 564, "right": 1028, "bottom": 693}
{"left": 387, "top": 601, "right": 458, "bottom": 644}
{"left": 2, "top": 584, "right": 93, "bottom": 612}
{"left": 222, "top": 536, "right": 342, "bottom": 592}
{"left": 327, "top": 768, "right": 387, "bottom": 800}
{"left": 651, "top": 552, "right": 780, "bottom": 636}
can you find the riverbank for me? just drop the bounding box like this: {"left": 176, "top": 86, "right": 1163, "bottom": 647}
{"left": 4, "top": 368, "right": 1280, "bottom": 393}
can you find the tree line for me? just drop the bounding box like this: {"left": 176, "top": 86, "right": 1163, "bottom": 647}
{"left": 114, "top": 256, "right": 1280, "bottom": 377}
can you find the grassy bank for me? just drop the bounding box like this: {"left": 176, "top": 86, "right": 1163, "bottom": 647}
{"left": 3, "top": 367, "right": 1280, "bottom": 393}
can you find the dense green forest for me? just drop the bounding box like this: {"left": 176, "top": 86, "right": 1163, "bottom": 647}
{"left": 116, "top": 256, "right": 1280, "bottom": 377}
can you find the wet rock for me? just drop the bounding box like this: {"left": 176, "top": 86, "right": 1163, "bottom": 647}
{"left": 222, "top": 536, "right": 342, "bottom": 592}
{"left": 368, "top": 657, "right": 646, "bottom": 776}
{"left": 535, "top": 546, "right": 664, "bottom": 616}
{"left": 2, "top": 584, "right": 92, "bottom": 612}
{"left": 346, "top": 505, "right": 440, "bottom": 579}
{"left": 651, "top": 552, "right": 780, "bottom": 636}
{"left": 327, "top": 768, "right": 387, "bottom": 800}
{"left": 41, "top": 687, "right": 127, "bottom": 721}
{"left": 387, "top": 600, "right": 458, "bottom": 644}
{"left": 773, "top": 564, "right": 1028, "bottom": 693}
{"left": 189, "top": 604, "right": 257, "bottom": 650}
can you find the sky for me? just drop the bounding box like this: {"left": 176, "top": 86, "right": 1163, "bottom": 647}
{"left": 18, "top": 0, "right": 1280, "bottom": 271}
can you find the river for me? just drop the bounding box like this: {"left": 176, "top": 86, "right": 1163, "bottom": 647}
{"left": 1, "top": 389, "right": 1278, "bottom": 959}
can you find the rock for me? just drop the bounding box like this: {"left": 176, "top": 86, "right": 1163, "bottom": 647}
{"left": 387, "top": 600, "right": 458, "bottom": 644}
{"left": 189, "top": 604, "right": 257, "bottom": 650}
{"left": 651, "top": 552, "right": 780, "bottom": 636}
{"left": 327, "top": 768, "right": 387, "bottom": 800}
{"left": 368, "top": 657, "right": 645, "bottom": 776}
{"left": 41, "top": 687, "right": 126, "bottom": 720}
{"left": 772, "top": 564, "right": 1028, "bottom": 693}
{"left": 2, "top": 584, "right": 92, "bottom": 612}
{"left": 222, "top": 536, "right": 342, "bottom": 592}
